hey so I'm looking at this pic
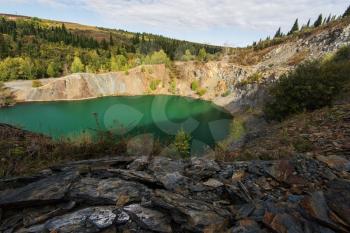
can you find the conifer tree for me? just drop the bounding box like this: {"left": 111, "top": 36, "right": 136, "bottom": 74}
{"left": 306, "top": 19, "right": 311, "bottom": 27}
{"left": 61, "top": 23, "right": 66, "bottom": 32}
{"left": 314, "top": 14, "right": 323, "bottom": 27}
{"left": 288, "top": 19, "right": 299, "bottom": 35}
{"left": 109, "top": 33, "right": 114, "bottom": 46}
{"left": 343, "top": 5, "right": 350, "bottom": 18}
{"left": 274, "top": 27, "right": 282, "bottom": 38}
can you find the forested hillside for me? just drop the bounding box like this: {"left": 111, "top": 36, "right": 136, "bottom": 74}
{"left": 0, "top": 15, "right": 222, "bottom": 81}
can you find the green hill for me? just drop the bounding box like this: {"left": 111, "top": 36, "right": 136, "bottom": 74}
{"left": 0, "top": 14, "right": 222, "bottom": 81}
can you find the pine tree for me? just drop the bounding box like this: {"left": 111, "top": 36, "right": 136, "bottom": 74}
{"left": 288, "top": 19, "right": 299, "bottom": 35}
{"left": 109, "top": 33, "right": 114, "bottom": 46}
{"left": 61, "top": 23, "right": 66, "bottom": 32}
{"left": 274, "top": 27, "right": 282, "bottom": 38}
{"left": 343, "top": 5, "right": 350, "bottom": 18}
{"left": 306, "top": 19, "right": 311, "bottom": 27}
{"left": 314, "top": 14, "right": 323, "bottom": 27}
{"left": 326, "top": 14, "right": 331, "bottom": 23}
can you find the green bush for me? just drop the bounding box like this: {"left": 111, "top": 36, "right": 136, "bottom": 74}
{"left": 141, "top": 66, "right": 146, "bottom": 73}
{"left": 191, "top": 80, "right": 199, "bottom": 91}
{"left": 197, "top": 48, "right": 207, "bottom": 62}
{"left": 0, "top": 57, "right": 34, "bottom": 81}
{"left": 182, "top": 49, "right": 195, "bottom": 61}
{"left": 32, "top": 80, "right": 43, "bottom": 88}
{"left": 221, "top": 90, "right": 231, "bottom": 97}
{"left": 111, "top": 55, "right": 128, "bottom": 71}
{"left": 237, "top": 72, "right": 263, "bottom": 87}
{"left": 174, "top": 128, "right": 191, "bottom": 158}
{"left": 145, "top": 50, "right": 170, "bottom": 65}
{"left": 230, "top": 118, "right": 246, "bottom": 141}
{"left": 332, "top": 45, "right": 350, "bottom": 62}
{"left": 150, "top": 79, "right": 161, "bottom": 91}
{"left": 197, "top": 88, "right": 207, "bottom": 96}
{"left": 71, "top": 56, "right": 85, "bottom": 73}
{"left": 264, "top": 46, "right": 350, "bottom": 121}
{"left": 47, "top": 62, "right": 61, "bottom": 77}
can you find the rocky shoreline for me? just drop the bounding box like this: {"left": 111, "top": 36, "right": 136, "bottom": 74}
{"left": 1, "top": 155, "right": 349, "bottom": 233}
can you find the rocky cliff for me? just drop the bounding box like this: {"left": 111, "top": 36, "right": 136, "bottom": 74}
{"left": 5, "top": 20, "right": 350, "bottom": 114}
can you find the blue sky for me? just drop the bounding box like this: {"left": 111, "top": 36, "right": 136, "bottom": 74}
{"left": 0, "top": 0, "right": 348, "bottom": 46}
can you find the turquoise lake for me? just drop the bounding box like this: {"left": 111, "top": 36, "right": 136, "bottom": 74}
{"left": 0, "top": 95, "right": 232, "bottom": 154}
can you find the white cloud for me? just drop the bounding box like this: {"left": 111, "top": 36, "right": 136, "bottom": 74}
{"left": 1, "top": 0, "right": 348, "bottom": 44}
{"left": 78, "top": 0, "right": 348, "bottom": 32}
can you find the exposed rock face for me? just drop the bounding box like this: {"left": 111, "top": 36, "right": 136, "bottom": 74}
{"left": 5, "top": 21, "right": 350, "bottom": 114}
{"left": 0, "top": 155, "right": 349, "bottom": 233}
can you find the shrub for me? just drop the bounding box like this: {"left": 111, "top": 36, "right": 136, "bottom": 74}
{"left": 264, "top": 46, "right": 350, "bottom": 121}
{"left": 191, "top": 80, "right": 199, "bottom": 91}
{"left": 71, "top": 56, "right": 85, "bottom": 73}
{"left": 197, "top": 48, "right": 207, "bottom": 62}
{"left": 111, "top": 55, "right": 128, "bottom": 71}
{"left": 150, "top": 79, "right": 161, "bottom": 91}
{"left": 47, "top": 62, "right": 60, "bottom": 77}
{"left": 32, "top": 80, "right": 43, "bottom": 88}
{"left": 0, "top": 57, "right": 34, "bottom": 81}
{"left": 197, "top": 88, "right": 207, "bottom": 96}
{"left": 182, "top": 49, "right": 195, "bottom": 61}
{"left": 145, "top": 50, "right": 170, "bottom": 65}
{"left": 236, "top": 72, "right": 263, "bottom": 87}
{"left": 174, "top": 128, "right": 191, "bottom": 158}
{"left": 169, "top": 79, "right": 177, "bottom": 94}
{"left": 230, "top": 118, "right": 246, "bottom": 141}
{"left": 332, "top": 45, "right": 350, "bottom": 62}
{"left": 221, "top": 90, "right": 231, "bottom": 97}
{"left": 141, "top": 66, "right": 146, "bottom": 73}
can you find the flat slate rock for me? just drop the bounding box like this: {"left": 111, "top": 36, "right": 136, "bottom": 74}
{"left": 1, "top": 155, "right": 349, "bottom": 233}
{"left": 124, "top": 204, "right": 172, "bottom": 233}
{"left": 19, "top": 206, "right": 117, "bottom": 233}
{"left": 0, "top": 172, "right": 78, "bottom": 209}
{"left": 69, "top": 177, "right": 151, "bottom": 205}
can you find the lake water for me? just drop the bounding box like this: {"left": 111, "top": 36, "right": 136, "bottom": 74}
{"left": 0, "top": 95, "right": 232, "bottom": 155}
